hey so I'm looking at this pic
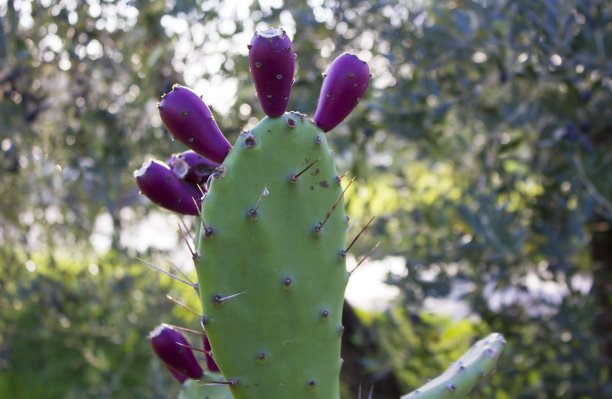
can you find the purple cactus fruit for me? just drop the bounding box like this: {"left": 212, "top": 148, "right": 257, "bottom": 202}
{"left": 134, "top": 159, "right": 201, "bottom": 215}
{"left": 248, "top": 28, "right": 295, "bottom": 117}
{"left": 202, "top": 329, "right": 220, "bottom": 372}
{"left": 166, "top": 150, "right": 220, "bottom": 187}
{"left": 158, "top": 84, "right": 232, "bottom": 164}
{"left": 148, "top": 324, "right": 204, "bottom": 380}
{"left": 165, "top": 364, "right": 188, "bottom": 384}
{"left": 313, "top": 53, "right": 370, "bottom": 132}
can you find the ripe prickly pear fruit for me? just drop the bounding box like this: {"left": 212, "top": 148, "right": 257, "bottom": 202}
{"left": 400, "top": 333, "right": 506, "bottom": 399}
{"left": 202, "top": 329, "right": 220, "bottom": 372}
{"left": 159, "top": 84, "right": 232, "bottom": 163}
{"left": 148, "top": 324, "right": 204, "bottom": 380}
{"left": 135, "top": 159, "right": 201, "bottom": 215}
{"left": 314, "top": 53, "right": 370, "bottom": 132}
{"left": 248, "top": 28, "right": 295, "bottom": 117}
{"left": 167, "top": 150, "right": 220, "bottom": 187}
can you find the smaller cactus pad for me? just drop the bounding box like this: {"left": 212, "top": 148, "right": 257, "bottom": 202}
{"left": 400, "top": 333, "right": 506, "bottom": 399}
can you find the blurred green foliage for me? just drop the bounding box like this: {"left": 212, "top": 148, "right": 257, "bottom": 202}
{"left": 1, "top": 0, "right": 611, "bottom": 398}
{"left": 0, "top": 247, "right": 205, "bottom": 398}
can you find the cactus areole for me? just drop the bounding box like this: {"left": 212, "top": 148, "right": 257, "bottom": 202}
{"left": 138, "top": 24, "right": 505, "bottom": 399}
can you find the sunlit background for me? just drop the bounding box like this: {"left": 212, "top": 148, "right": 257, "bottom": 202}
{"left": 1, "top": 0, "right": 611, "bottom": 398}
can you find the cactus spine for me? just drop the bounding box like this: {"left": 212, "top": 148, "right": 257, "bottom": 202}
{"left": 136, "top": 23, "right": 505, "bottom": 399}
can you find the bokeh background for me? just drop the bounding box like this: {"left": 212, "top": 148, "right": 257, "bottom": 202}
{"left": 1, "top": 0, "right": 611, "bottom": 398}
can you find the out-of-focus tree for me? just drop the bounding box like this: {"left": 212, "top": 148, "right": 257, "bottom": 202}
{"left": 0, "top": 247, "right": 205, "bottom": 399}
{"left": 0, "top": 0, "right": 219, "bottom": 252}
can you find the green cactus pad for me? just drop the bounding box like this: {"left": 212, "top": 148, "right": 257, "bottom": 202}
{"left": 400, "top": 333, "right": 506, "bottom": 399}
{"left": 178, "top": 374, "right": 233, "bottom": 399}
{"left": 195, "top": 113, "right": 348, "bottom": 399}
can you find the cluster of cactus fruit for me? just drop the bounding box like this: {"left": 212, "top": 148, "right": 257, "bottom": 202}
{"left": 135, "top": 27, "right": 505, "bottom": 399}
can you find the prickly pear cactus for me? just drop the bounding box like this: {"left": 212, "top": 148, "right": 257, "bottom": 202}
{"left": 191, "top": 27, "right": 370, "bottom": 399}
{"left": 136, "top": 25, "right": 505, "bottom": 399}
{"left": 195, "top": 114, "right": 348, "bottom": 399}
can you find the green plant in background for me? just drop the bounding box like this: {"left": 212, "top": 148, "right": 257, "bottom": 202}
{"left": 0, "top": 248, "right": 198, "bottom": 399}
{"left": 136, "top": 26, "right": 504, "bottom": 399}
